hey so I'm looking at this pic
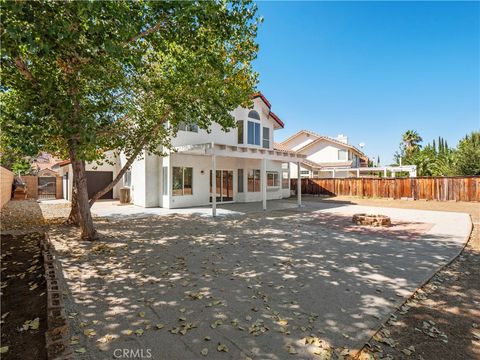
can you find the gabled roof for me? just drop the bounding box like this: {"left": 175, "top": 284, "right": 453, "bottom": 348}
{"left": 279, "top": 130, "right": 367, "bottom": 158}
{"left": 273, "top": 142, "right": 290, "bottom": 151}
{"left": 251, "top": 92, "right": 284, "bottom": 129}
{"left": 268, "top": 112, "right": 284, "bottom": 129}
{"left": 252, "top": 92, "right": 271, "bottom": 109}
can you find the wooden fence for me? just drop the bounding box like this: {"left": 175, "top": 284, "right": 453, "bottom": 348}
{"left": 291, "top": 176, "right": 480, "bottom": 202}
{"left": 20, "top": 175, "right": 63, "bottom": 200}
{"left": 0, "top": 166, "right": 14, "bottom": 208}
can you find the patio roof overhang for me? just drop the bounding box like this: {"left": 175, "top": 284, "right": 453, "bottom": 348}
{"left": 173, "top": 142, "right": 307, "bottom": 162}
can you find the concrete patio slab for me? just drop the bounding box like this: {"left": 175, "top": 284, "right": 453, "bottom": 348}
{"left": 49, "top": 201, "right": 471, "bottom": 359}
{"left": 90, "top": 199, "right": 300, "bottom": 219}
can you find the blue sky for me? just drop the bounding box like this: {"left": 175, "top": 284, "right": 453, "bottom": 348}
{"left": 254, "top": 1, "right": 479, "bottom": 164}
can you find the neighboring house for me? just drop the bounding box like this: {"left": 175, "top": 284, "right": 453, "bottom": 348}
{"left": 59, "top": 93, "right": 306, "bottom": 210}
{"left": 32, "top": 152, "right": 63, "bottom": 175}
{"left": 275, "top": 130, "right": 368, "bottom": 178}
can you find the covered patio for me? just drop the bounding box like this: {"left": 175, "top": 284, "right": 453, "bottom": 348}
{"left": 173, "top": 142, "right": 306, "bottom": 216}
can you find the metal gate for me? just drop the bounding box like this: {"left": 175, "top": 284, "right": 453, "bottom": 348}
{"left": 38, "top": 176, "right": 56, "bottom": 199}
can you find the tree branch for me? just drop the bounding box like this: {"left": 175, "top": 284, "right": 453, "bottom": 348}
{"left": 14, "top": 57, "right": 37, "bottom": 84}
{"left": 88, "top": 110, "right": 170, "bottom": 206}
{"left": 127, "top": 19, "right": 165, "bottom": 43}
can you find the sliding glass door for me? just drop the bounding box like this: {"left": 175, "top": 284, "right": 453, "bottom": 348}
{"left": 210, "top": 170, "right": 234, "bottom": 202}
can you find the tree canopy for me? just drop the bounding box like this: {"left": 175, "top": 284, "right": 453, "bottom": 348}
{"left": 1, "top": 0, "right": 261, "bottom": 239}
{"left": 395, "top": 130, "right": 479, "bottom": 176}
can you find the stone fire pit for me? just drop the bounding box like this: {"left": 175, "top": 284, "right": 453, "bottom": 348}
{"left": 353, "top": 213, "right": 391, "bottom": 227}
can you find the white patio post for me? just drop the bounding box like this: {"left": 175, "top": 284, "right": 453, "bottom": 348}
{"left": 262, "top": 157, "right": 267, "bottom": 211}
{"left": 212, "top": 155, "right": 216, "bottom": 217}
{"left": 383, "top": 168, "right": 387, "bottom": 177}
{"left": 356, "top": 168, "right": 360, "bottom": 178}
{"left": 297, "top": 161, "right": 302, "bottom": 206}
{"left": 287, "top": 162, "right": 291, "bottom": 192}
{"left": 332, "top": 168, "right": 336, "bottom": 178}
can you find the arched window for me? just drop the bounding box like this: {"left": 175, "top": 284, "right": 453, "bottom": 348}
{"left": 248, "top": 110, "right": 260, "bottom": 120}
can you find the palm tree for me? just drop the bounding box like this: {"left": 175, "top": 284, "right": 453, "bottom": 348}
{"left": 402, "top": 130, "right": 423, "bottom": 155}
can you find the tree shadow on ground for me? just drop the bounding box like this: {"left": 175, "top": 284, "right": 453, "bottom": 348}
{"left": 49, "top": 207, "right": 468, "bottom": 360}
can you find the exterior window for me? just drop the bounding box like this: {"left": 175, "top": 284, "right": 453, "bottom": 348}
{"left": 262, "top": 127, "right": 270, "bottom": 149}
{"left": 282, "top": 170, "right": 289, "bottom": 189}
{"left": 248, "top": 110, "right": 260, "bottom": 120}
{"left": 178, "top": 122, "right": 198, "bottom": 132}
{"left": 267, "top": 172, "right": 279, "bottom": 187}
{"left": 172, "top": 167, "right": 193, "bottom": 196}
{"left": 247, "top": 121, "right": 260, "bottom": 145}
{"left": 238, "top": 169, "right": 244, "bottom": 193}
{"left": 123, "top": 169, "right": 131, "bottom": 187}
{"left": 162, "top": 166, "right": 168, "bottom": 195}
{"left": 237, "top": 120, "right": 244, "bottom": 144}
{"left": 338, "top": 149, "right": 347, "bottom": 161}
{"left": 247, "top": 169, "right": 261, "bottom": 192}
{"left": 300, "top": 170, "right": 310, "bottom": 177}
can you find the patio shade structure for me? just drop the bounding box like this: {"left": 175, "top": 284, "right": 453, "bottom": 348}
{"left": 174, "top": 143, "right": 306, "bottom": 216}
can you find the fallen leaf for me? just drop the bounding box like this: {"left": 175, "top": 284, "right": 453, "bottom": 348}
{"left": 201, "top": 348, "right": 208, "bottom": 356}
{"left": 287, "top": 345, "right": 297, "bottom": 355}
{"left": 75, "top": 348, "right": 86, "bottom": 354}
{"left": 217, "top": 343, "right": 229, "bottom": 352}
{"left": 83, "top": 329, "right": 96, "bottom": 337}
{"left": 138, "top": 312, "right": 145, "bottom": 318}
{"left": 0, "top": 346, "right": 8, "bottom": 354}
{"left": 135, "top": 329, "right": 144, "bottom": 336}
{"left": 124, "top": 330, "right": 133, "bottom": 336}
{"left": 156, "top": 323, "right": 165, "bottom": 329}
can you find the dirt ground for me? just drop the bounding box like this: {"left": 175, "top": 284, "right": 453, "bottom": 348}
{"left": 0, "top": 232, "right": 47, "bottom": 359}
{"left": 315, "top": 196, "right": 479, "bottom": 360}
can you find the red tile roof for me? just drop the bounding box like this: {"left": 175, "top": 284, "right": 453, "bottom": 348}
{"left": 269, "top": 111, "right": 284, "bottom": 129}
{"left": 252, "top": 92, "right": 271, "bottom": 109}
{"left": 56, "top": 160, "right": 71, "bottom": 167}
{"left": 252, "top": 92, "right": 284, "bottom": 128}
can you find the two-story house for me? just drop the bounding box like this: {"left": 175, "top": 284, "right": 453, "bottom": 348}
{"left": 59, "top": 93, "right": 306, "bottom": 212}
{"left": 276, "top": 130, "right": 368, "bottom": 178}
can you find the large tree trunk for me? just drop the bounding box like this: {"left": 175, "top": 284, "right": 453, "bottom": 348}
{"left": 66, "top": 177, "right": 80, "bottom": 226}
{"left": 68, "top": 144, "right": 97, "bottom": 240}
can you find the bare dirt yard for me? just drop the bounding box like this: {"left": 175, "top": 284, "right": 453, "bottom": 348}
{"left": 0, "top": 200, "right": 58, "bottom": 359}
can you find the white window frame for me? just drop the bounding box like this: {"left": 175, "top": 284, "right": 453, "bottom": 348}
{"left": 262, "top": 127, "right": 270, "bottom": 149}
{"left": 247, "top": 169, "right": 261, "bottom": 192}
{"left": 123, "top": 169, "right": 131, "bottom": 187}
{"left": 338, "top": 149, "right": 347, "bottom": 161}
{"left": 172, "top": 167, "right": 193, "bottom": 196}
{"left": 247, "top": 121, "right": 260, "bottom": 146}
{"left": 267, "top": 171, "right": 280, "bottom": 188}
{"left": 178, "top": 122, "right": 198, "bottom": 132}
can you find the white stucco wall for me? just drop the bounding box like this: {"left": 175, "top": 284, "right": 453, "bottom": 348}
{"left": 281, "top": 132, "right": 317, "bottom": 151}
{"left": 170, "top": 97, "right": 277, "bottom": 150}
{"left": 303, "top": 142, "right": 350, "bottom": 164}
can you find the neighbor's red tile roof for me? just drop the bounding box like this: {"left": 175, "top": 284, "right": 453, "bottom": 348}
{"left": 56, "top": 160, "right": 71, "bottom": 167}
